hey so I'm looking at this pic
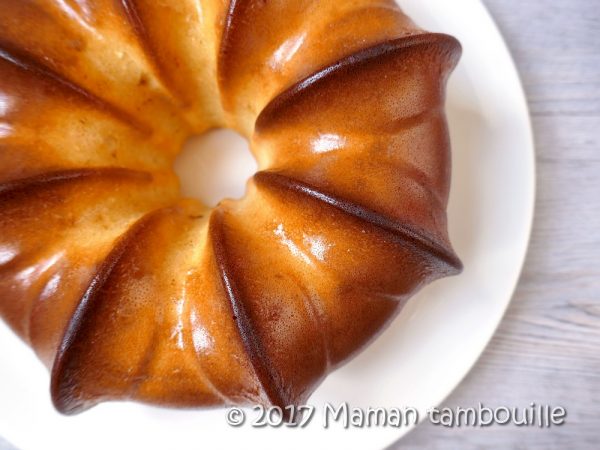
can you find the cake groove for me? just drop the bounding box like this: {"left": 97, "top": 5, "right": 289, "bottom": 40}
{"left": 118, "top": 0, "right": 187, "bottom": 110}
{"left": 50, "top": 206, "right": 168, "bottom": 414}
{"left": 254, "top": 171, "right": 462, "bottom": 272}
{"left": 255, "top": 33, "right": 460, "bottom": 131}
{"left": 216, "top": 0, "right": 244, "bottom": 114}
{"left": 209, "top": 209, "right": 293, "bottom": 411}
{"left": 0, "top": 46, "right": 152, "bottom": 134}
{"left": 220, "top": 0, "right": 240, "bottom": 58}
{"left": 0, "top": 168, "right": 152, "bottom": 198}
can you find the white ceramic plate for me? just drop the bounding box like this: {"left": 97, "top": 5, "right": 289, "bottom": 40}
{"left": 0, "top": 0, "right": 535, "bottom": 449}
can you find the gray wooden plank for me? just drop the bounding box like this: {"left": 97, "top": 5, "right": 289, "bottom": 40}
{"left": 393, "top": 0, "right": 600, "bottom": 447}
{"left": 0, "top": 437, "right": 17, "bottom": 450}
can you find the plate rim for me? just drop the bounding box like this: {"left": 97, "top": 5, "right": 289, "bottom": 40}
{"left": 385, "top": 0, "right": 537, "bottom": 445}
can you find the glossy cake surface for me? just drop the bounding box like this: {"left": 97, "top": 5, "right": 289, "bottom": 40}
{"left": 0, "top": 0, "right": 462, "bottom": 414}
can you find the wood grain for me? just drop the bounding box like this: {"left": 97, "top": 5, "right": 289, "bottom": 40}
{"left": 392, "top": 0, "right": 600, "bottom": 448}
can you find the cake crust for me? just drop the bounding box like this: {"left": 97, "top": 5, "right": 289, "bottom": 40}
{"left": 0, "top": 0, "right": 462, "bottom": 414}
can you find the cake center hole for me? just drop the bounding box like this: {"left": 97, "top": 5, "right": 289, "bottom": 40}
{"left": 174, "top": 129, "right": 257, "bottom": 207}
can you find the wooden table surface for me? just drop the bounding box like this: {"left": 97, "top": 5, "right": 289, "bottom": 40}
{"left": 0, "top": 1, "right": 598, "bottom": 450}
{"left": 392, "top": 0, "right": 600, "bottom": 448}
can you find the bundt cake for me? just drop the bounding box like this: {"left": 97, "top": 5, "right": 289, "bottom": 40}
{"left": 0, "top": 0, "right": 462, "bottom": 415}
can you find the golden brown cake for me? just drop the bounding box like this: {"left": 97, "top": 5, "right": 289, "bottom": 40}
{"left": 0, "top": 0, "right": 462, "bottom": 415}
